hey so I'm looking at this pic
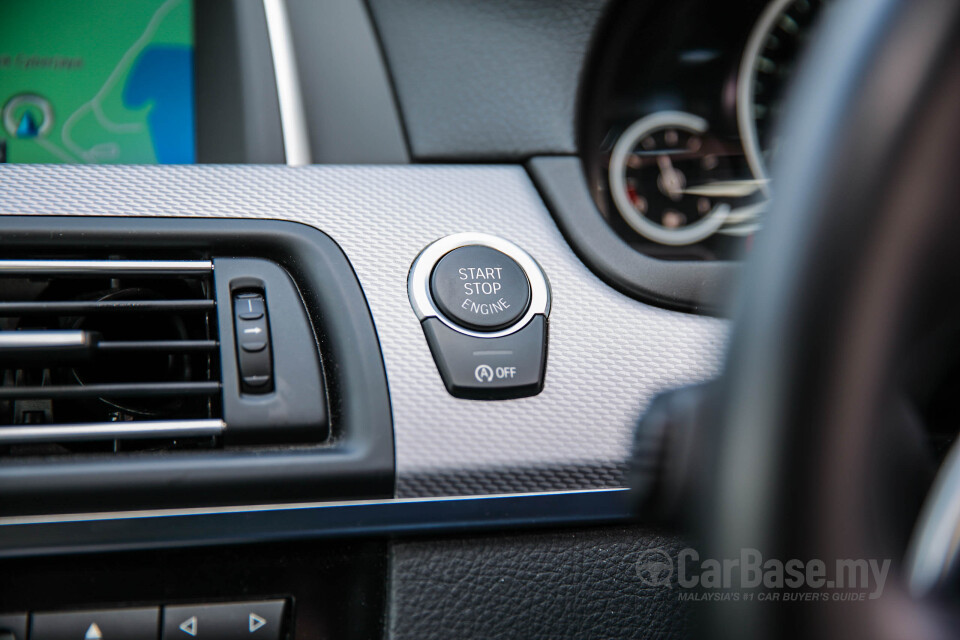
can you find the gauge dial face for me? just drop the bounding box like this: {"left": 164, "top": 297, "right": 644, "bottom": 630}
{"left": 609, "top": 111, "right": 756, "bottom": 246}
{"left": 738, "top": 0, "right": 827, "bottom": 183}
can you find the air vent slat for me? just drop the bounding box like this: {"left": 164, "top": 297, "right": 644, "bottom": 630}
{"left": 0, "top": 330, "right": 96, "bottom": 363}
{"left": 0, "top": 300, "right": 215, "bottom": 315}
{"left": 0, "top": 260, "right": 213, "bottom": 275}
{"left": 97, "top": 340, "right": 220, "bottom": 352}
{"left": 0, "top": 382, "right": 221, "bottom": 400}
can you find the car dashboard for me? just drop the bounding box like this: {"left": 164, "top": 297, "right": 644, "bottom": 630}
{"left": 0, "top": 1, "right": 828, "bottom": 639}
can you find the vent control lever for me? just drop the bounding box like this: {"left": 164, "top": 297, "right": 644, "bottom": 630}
{"left": 233, "top": 292, "right": 273, "bottom": 393}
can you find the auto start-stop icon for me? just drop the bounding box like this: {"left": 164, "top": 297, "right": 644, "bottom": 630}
{"left": 474, "top": 364, "right": 494, "bottom": 382}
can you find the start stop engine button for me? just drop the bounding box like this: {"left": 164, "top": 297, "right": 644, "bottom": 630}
{"left": 430, "top": 245, "right": 531, "bottom": 331}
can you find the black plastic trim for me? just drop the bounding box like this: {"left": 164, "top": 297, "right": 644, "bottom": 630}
{"left": 527, "top": 156, "right": 738, "bottom": 315}
{"left": 0, "top": 217, "right": 394, "bottom": 515}
{"left": 195, "top": 0, "right": 286, "bottom": 163}
{"left": 285, "top": 0, "right": 410, "bottom": 164}
{"left": 364, "top": 0, "right": 611, "bottom": 161}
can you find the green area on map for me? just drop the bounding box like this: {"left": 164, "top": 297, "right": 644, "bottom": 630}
{"left": 0, "top": 0, "right": 193, "bottom": 164}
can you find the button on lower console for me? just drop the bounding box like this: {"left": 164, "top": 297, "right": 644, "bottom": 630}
{"left": 430, "top": 245, "right": 531, "bottom": 331}
{"left": 0, "top": 613, "right": 26, "bottom": 640}
{"left": 31, "top": 607, "right": 159, "bottom": 640}
{"left": 162, "top": 600, "right": 285, "bottom": 640}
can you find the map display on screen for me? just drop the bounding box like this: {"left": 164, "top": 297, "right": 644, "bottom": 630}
{"left": 0, "top": 0, "right": 195, "bottom": 164}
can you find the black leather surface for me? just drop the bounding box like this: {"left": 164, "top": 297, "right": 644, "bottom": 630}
{"left": 366, "top": 0, "right": 612, "bottom": 161}
{"left": 387, "top": 526, "right": 690, "bottom": 640}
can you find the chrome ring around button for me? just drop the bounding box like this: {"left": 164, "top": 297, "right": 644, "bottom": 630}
{"left": 408, "top": 233, "right": 551, "bottom": 339}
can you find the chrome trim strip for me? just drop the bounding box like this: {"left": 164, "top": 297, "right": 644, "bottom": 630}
{"left": 0, "top": 259, "right": 213, "bottom": 274}
{"left": 0, "top": 488, "right": 631, "bottom": 557}
{"left": 0, "top": 419, "right": 225, "bottom": 445}
{"left": 408, "top": 233, "right": 551, "bottom": 339}
{"left": 263, "top": 0, "right": 312, "bottom": 166}
{"left": 907, "top": 438, "right": 960, "bottom": 596}
{"left": 0, "top": 330, "right": 91, "bottom": 349}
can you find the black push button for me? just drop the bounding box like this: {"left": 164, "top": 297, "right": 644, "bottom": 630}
{"left": 237, "top": 318, "right": 268, "bottom": 351}
{"left": 240, "top": 340, "right": 267, "bottom": 353}
{"left": 422, "top": 315, "right": 547, "bottom": 399}
{"left": 430, "top": 245, "right": 531, "bottom": 331}
{"left": 162, "top": 600, "right": 285, "bottom": 640}
{"left": 31, "top": 607, "right": 159, "bottom": 640}
{"left": 233, "top": 292, "right": 273, "bottom": 394}
{"left": 235, "top": 293, "right": 265, "bottom": 320}
{"left": 242, "top": 375, "right": 271, "bottom": 388}
{"left": 0, "top": 613, "right": 26, "bottom": 640}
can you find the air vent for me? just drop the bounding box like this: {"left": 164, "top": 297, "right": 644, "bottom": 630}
{"left": 0, "top": 260, "right": 224, "bottom": 454}
{"left": 0, "top": 218, "right": 392, "bottom": 515}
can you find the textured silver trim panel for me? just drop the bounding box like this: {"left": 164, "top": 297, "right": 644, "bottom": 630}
{"left": 0, "top": 164, "right": 728, "bottom": 497}
{"left": 0, "top": 419, "right": 226, "bottom": 444}
{"left": 408, "top": 232, "right": 551, "bottom": 338}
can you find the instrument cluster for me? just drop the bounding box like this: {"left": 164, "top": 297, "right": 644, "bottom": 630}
{"left": 583, "top": 0, "right": 828, "bottom": 260}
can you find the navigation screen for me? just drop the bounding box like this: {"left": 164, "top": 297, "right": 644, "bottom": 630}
{"left": 0, "top": 0, "right": 195, "bottom": 164}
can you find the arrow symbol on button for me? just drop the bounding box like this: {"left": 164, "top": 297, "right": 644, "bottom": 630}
{"left": 249, "top": 613, "right": 267, "bottom": 633}
{"left": 179, "top": 616, "right": 197, "bottom": 637}
{"left": 85, "top": 623, "right": 103, "bottom": 640}
{"left": 243, "top": 327, "right": 262, "bottom": 335}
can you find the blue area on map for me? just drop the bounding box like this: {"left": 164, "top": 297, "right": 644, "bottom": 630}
{"left": 123, "top": 45, "right": 195, "bottom": 163}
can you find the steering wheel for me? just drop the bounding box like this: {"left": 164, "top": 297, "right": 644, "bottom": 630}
{"left": 636, "top": 0, "right": 960, "bottom": 638}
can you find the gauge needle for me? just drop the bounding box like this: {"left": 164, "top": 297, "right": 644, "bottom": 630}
{"left": 656, "top": 154, "right": 684, "bottom": 200}
{"left": 718, "top": 200, "right": 768, "bottom": 236}
{"left": 682, "top": 179, "right": 769, "bottom": 198}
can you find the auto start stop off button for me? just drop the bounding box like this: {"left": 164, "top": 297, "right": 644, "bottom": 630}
{"left": 430, "top": 245, "right": 531, "bottom": 331}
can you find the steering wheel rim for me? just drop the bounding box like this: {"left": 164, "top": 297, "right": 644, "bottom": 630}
{"left": 704, "top": 0, "right": 960, "bottom": 638}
